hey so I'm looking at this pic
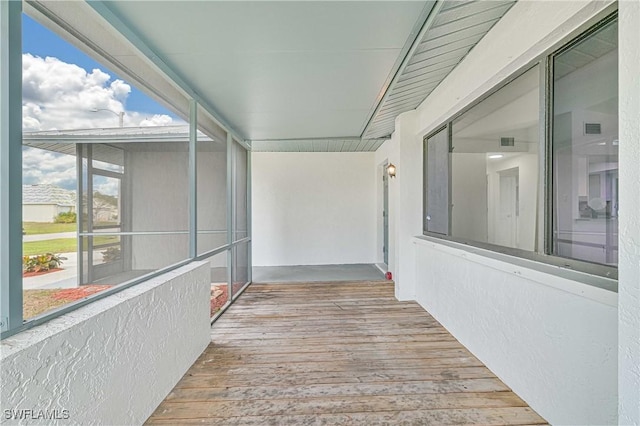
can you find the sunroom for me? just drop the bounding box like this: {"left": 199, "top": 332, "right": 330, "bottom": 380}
{"left": 1, "top": 1, "right": 638, "bottom": 425}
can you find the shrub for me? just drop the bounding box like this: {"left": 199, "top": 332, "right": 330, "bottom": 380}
{"left": 101, "top": 247, "right": 121, "bottom": 263}
{"left": 54, "top": 211, "right": 77, "bottom": 223}
{"left": 23, "top": 253, "right": 66, "bottom": 273}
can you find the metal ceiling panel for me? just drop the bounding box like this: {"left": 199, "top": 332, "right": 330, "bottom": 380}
{"left": 99, "top": 1, "right": 429, "bottom": 141}
{"left": 362, "top": 0, "right": 517, "bottom": 139}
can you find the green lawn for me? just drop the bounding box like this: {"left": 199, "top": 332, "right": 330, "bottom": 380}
{"left": 23, "top": 236, "right": 119, "bottom": 256}
{"left": 23, "top": 222, "right": 76, "bottom": 235}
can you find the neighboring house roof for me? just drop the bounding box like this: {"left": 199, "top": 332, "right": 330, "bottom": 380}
{"left": 23, "top": 184, "right": 76, "bottom": 207}
{"left": 22, "top": 125, "right": 217, "bottom": 157}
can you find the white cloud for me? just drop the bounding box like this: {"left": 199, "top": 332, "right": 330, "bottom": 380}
{"left": 94, "top": 177, "right": 120, "bottom": 197}
{"left": 22, "top": 53, "right": 175, "bottom": 131}
{"left": 22, "top": 146, "right": 77, "bottom": 191}
{"left": 22, "top": 54, "right": 178, "bottom": 188}
{"left": 138, "top": 114, "right": 174, "bottom": 127}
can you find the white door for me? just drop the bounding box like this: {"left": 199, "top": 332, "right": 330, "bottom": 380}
{"left": 496, "top": 173, "right": 518, "bottom": 247}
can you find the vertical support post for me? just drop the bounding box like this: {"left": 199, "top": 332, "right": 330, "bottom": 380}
{"left": 189, "top": 100, "right": 197, "bottom": 258}
{"left": 86, "top": 145, "right": 94, "bottom": 284}
{"left": 246, "top": 148, "right": 252, "bottom": 284}
{"left": 76, "top": 144, "right": 84, "bottom": 285}
{"left": 226, "top": 133, "right": 233, "bottom": 297}
{"left": 0, "top": 0, "right": 22, "bottom": 334}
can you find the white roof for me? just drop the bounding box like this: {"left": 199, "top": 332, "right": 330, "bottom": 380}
{"left": 23, "top": 184, "right": 76, "bottom": 206}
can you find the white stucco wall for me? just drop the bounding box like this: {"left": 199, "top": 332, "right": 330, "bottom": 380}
{"left": 22, "top": 204, "right": 72, "bottom": 223}
{"left": 128, "top": 143, "right": 190, "bottom": 270}
{"left": 618, "top": 1, "right": 640, "bottom": 424}
{"left": 252, "top": 152, "right": 376, "bottom": 266}
{"left": 0, "top": 262, "right": 210, "bottom": 425}
{"left": 386, "top": 1, "right": 624, "bottom": 424}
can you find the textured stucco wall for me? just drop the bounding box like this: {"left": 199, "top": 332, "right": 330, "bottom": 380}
{"left": 387, "top": 1, "right": 623, "bottom": 424}
{"left": 618, "top": 1, "right": 640, "bottom": 424}
{"left": 0, "top": 262, "right": 210, "bottom": 425}
{"left": 414, "top": 238, "right": 617, "bottom": 425}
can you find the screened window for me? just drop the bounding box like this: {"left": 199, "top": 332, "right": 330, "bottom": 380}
{"left": 2, "top": 12, "right": 252, "bottom": 338}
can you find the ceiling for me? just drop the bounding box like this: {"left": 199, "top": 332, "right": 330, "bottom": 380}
{"left": 29, "top": 1, "right": 517, "bottom": 151}
{"left": 103, "top": 1, "right": 430, "bottom": 141}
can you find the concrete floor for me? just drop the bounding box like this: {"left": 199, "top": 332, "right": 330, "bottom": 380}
{"left": 252, "top": 264, "right": 385, "bottom": 283}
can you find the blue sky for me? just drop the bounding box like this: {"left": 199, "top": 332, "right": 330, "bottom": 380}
{"left": 22, "top": 14, "right": 177, "bottom": 119}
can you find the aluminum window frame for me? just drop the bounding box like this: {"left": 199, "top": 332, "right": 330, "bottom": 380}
{"left": 421, "top": 11, "right": 619, "bottom": 282}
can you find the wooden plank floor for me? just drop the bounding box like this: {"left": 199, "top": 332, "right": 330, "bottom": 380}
{"left": 146, "top": 282, "right": 546, "bottom": 425}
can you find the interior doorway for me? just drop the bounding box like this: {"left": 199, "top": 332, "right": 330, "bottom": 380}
{"left": 496, "top": 168, "right": 519, "bottom": 248}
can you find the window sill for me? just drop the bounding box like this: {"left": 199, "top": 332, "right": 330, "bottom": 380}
{"left": 413, "top": 235, "right": 617, "bottom": 306}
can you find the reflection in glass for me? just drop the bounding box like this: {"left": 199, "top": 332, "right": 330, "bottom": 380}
{"left": 552, "top": 18, "right": 618, "bottom": 266}
{"left": 451, "top": 66, "right": 540, "bottom": 250}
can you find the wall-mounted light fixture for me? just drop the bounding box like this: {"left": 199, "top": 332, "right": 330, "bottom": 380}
{"left": 387, "top": 163, "right": 397, "bottom": 178}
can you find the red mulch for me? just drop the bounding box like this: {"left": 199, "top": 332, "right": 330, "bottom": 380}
{"left": 211, "top": 284, "right": 229, "bottom": 316}
{"left": 52, "top": 285, "right": 113, "bottom": 301}
{"left": 23, "top": 268, "right": 63, "bottom": 278}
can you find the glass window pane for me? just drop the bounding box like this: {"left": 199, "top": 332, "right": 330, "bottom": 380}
{"left": 424, "top": 127, "right": 450, "bottom": 234}
{"left": 450, "top": 66, "right": 540, "bottom": 250}
{"left": 552, "top": 18, "right": 618, "bottom": 266}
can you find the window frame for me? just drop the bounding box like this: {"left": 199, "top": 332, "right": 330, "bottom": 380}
{"left": 422, "top": 11, "right": 619, "bottom": 280}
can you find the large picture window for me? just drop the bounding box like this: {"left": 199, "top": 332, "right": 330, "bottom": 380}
{"left": 423, "top": 13, "right": 618, "bottom": 277}
{"left": 451, "top": 66, "right": 540, "bottom": 251}
{"left": 551, "top": 16, "right": 618, "bottom": 267}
